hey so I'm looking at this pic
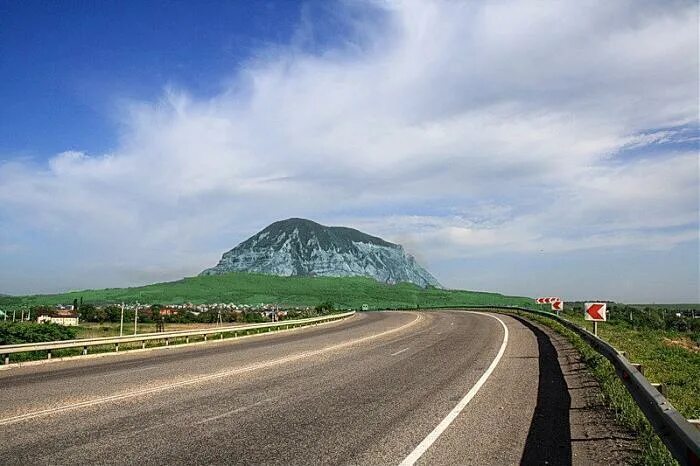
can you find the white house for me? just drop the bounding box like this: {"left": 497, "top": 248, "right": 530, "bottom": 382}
{"left": 37, "top": 311, "right": 79, "bottom": 326}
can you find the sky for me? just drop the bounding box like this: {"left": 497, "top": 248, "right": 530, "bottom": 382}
{"left": 0, "top": 0, "right": 698, "bottom": 303}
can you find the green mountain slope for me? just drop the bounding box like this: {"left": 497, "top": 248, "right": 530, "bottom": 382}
{"left": 0, "top": 273, "right": 532, "bottom": 309}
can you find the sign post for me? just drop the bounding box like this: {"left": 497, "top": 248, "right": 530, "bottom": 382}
{"left": 551, "top": 300, "right": 563, "bottom": 315}
{"left": 584, "top": 302, "right": 607, "bottom": 336}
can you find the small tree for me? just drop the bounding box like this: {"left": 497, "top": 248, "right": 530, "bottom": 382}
{"left": 315, "top": 301, "right": 334, "bottom": 314}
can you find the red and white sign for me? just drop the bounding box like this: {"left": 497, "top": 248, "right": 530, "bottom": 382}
{"left": 551, "top": 300, "right": 563, "bottom": 311}
{"left": 536, "top": 297, "right": 547, "bottom": 304}
{"left": 585, "top": 302, "right": 607, "bottom": 321}
{"left": 536, "top": 297, "right": 560, "bottom": 304}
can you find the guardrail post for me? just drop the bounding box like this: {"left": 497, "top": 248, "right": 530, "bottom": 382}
{"left": 185, "top": 336, "right": 189, "bottom": 344}
{"left": 165, "top": 338, "right": 169, "bottom": 346}
{"left": 689, "top": 420, "right": 700, "bottom": 431}
{"left": 204, "top": 334, "right": 208, "bottom": 341}
{"left": 3, "top": 355, "right": 8, "bottom": 365}
{"left": 631, "top": 363, "right": 645, "bottom": 375}
{"left": 115, "top": 343, "right": 119, "bottom": 352}
{"left": 141, "top": 341, "right": 146, "bottom": 349}
{"left": 234, "top": 331, "right": 237, "bottom": 338}
{"left": 220, "top": 332, "right": 223, "bottom": 340}
{"left": 651, "top": 383, "right": 668, "bottom": 397}
{"left": 82, "top": 346, "right": 88, "bottom": 355}
{"left": 47, "top": 350, "right": 51, "bottom": 360}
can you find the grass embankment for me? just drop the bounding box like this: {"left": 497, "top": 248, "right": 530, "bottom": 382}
{"left": 509, "top": 309, "right": 697, "bottom": 465}
{"left": 0, "top": 272, "right": 531, "bottom": 309}
{"left": 564, "top": 312, "right": 699, "bottom": 420}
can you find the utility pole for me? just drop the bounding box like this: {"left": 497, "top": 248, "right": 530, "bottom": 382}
{"left": 20, "top": 310, "right": 24, "bottom": 321}
{"left": 119, "top": 302, "right": 125, "bottom": 337}
{"left": 133, "top": 302, "right": 139, "bottom": 335}
{"left": 12, "top": 309, "right": 16, "bottom": 322}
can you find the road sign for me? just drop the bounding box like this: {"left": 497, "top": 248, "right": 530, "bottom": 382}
{"left": 551, "top": 301, "right": 563, "bottom": 311}
{"left": 585, "top": 303, "right": 606, "bottom": 321}
{"left": 536, "top": 297, "right": 560, "bottom": 304}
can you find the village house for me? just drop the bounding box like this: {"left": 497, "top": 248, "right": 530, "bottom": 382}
{"left": 37, "top": 310, "right": 79, "bottom": 326}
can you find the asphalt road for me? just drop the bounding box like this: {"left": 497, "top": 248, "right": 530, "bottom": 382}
{"left": 0, "top": 311, "right": 633, "bottom": 465}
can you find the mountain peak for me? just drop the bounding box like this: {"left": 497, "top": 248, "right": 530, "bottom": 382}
{"left": 201, "top": 219, "right": 441, "bottom": 288}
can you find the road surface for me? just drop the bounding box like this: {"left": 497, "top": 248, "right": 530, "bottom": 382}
{"left": 0, "top": 311, "right": 635, "bottom": 465}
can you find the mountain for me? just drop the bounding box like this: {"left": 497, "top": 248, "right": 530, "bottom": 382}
{"left": 200, "top": 218, "right": 442, "bottom": 288}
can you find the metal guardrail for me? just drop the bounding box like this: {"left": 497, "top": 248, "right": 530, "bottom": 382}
{"left": 427, "top": 305, "right": 700, "bottom": 466}
{"left": 0, "top": 311, "right": 355, "bottom": 364}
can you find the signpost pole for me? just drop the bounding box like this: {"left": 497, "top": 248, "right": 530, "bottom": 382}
{"left": 593, "top": 321, "right": 598, "bottom": 337}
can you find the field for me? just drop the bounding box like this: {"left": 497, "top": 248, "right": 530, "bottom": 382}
{"left": 73, "top": 322, "right": 236, "bottom": 339}
{"left": 0, "top": 272, "right": 533, "bottom": 310}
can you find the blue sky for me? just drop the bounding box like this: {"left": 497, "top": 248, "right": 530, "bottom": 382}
{"left": 0, "top": 1, "right": 304, "bottom": 157}
{"left": 0, "top": 1, "right": 698, "bottom": 302}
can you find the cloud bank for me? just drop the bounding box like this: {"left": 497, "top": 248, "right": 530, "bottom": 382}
{"left": 1, "top": 0, "right": 698, "bottom": 301}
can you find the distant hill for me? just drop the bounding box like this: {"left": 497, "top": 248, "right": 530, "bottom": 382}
{"left": 0, "top": 272, "right": 532, "bottom": 309}
{"left": 201, "top": 218, "right": 442, "bottom": 288}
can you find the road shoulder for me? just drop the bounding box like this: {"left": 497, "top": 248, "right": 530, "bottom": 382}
{"left": 512, "top": 315, "right": 640, "bottom": 465}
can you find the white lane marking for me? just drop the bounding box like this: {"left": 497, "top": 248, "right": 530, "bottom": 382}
{"left": 194, "top": 397, "right": 275, "bottom": 425}
{"left": 399, "top": 312, "right": 509, "bottom": 466}
{"left": 0, "top": 313, "right": 423, "bottom": 427}
{"left": 390, "top": 348, "right": 410, "bottom": 357}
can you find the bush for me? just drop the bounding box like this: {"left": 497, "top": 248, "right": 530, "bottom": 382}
{"left": 315, "top": 301, "right": 334, "bottom": 314}
{"left": 0, "top": 321, "right": 77, "bottom": 345}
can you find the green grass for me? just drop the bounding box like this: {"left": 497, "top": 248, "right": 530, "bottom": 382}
{"left": 508, "top": 310, "right": 678, "bottom": 465}
{"left": 0, "top": 272, "right": 532, "bottom": 309}
{"left": 563, "top": 311, "right": 700, "bottom": 420}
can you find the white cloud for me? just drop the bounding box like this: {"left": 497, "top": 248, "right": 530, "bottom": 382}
{"left": 0, "top": 0, "right": 697, "bottom": 297}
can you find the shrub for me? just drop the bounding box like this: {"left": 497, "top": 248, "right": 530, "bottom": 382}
{"left": 0, "top": 322, "right": 77, "bottom": 345}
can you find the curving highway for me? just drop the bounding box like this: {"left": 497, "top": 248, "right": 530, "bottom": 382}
{"left": 0, "top": 311, "right": 635, "bottom": 465}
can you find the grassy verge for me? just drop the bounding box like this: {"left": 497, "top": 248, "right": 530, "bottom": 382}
{"left": 506, "top": 310, "right": 678, "bottom": 466}
{"left": 564, "top": 312, "right": 699, "bottom": 420}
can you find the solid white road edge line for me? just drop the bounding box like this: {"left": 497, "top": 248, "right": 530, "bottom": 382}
{"left": 399, "top": 312, "right": 509, "bottom": 466}
{"left": 390, "top": 348, "right": 409, "bottom": 356}
{"left": 0, "top": 313, "right": 423, "bottom": 427}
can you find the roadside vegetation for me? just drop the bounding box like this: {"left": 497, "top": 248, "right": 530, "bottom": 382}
{"left": 0, "top": 322, "right": 77, "bottom": 345}
{"left": 558, "top": 304, "right": 700, "bottom": 420}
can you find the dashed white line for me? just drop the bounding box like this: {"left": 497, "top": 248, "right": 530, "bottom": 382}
{"left": 195, "top": 397, "right": 275, "bottom": 425}
{"left": 390, "top": 348, "right": 410, "bottom": 356}
{"left": 399, "top": 312, "right": 509, "bottom": 466}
